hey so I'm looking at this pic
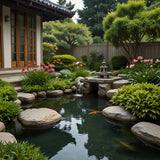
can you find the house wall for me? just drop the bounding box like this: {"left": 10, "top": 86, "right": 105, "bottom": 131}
{"left": 2, "top": 6, "right": 11, "bottom": 68}
{"left": 36, "top": 16, "right": 42, "bottom": 66}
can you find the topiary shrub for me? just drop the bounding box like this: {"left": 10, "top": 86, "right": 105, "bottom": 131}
{"left": 111, "top": 55, "right": 128, "bottom": 70}
{"left": 0, "top": 141, "right": 48, "bottom": 160}
{"left": 112, "top": 83, "right": 160, "bottom": 120}
{"left": 0, "top": 86, "right": 17, "bottom": 101}
{"left": 53, "top": 55, "right": 77, "bottom": 64}
{"left": 0, "top": 101, "right": 20, "bottom": 121}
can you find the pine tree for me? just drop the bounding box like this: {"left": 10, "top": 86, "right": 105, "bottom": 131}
{"left": 57, "top": 0, "right": 75, "bottom": 11}
{"left": 78, "top": 0, "right": 127, "bottom": 38}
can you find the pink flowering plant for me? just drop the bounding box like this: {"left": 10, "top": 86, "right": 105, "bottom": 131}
{"left": 127, "top": 56, "right": 160, "bottom": 85}
{"left": 21, "top": 63, "right": 56, "bottom": 92}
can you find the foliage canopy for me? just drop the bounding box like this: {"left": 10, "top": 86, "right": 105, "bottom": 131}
{"left": 103, "top": 0, "right": 160, "bottom": 62}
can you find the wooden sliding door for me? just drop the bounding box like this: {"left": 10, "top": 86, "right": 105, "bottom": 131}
{"left": 0, "top": 5, "right": 2, "bottom": 68}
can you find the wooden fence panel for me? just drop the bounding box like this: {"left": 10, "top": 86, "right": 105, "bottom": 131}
{"left": 71, "top": 42, "right": 160, "bottom": 62}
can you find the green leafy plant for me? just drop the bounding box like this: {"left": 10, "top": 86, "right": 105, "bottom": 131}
{"left": 127, "top": 56, "right": 160, "bottom": 85}
{"left": 74, "top": 68, "right": 90, "bottom": 77}
{"left": 88, "top": 51, "right": 104, "bottom": 71}
{"left": 112, "top": 83, "right": 160, "bottom": 119}
{"left": 53, "top": 55, "right": 77, "bottom": 64}
{"left": 0, "top": 79, "right": 11, "bottom": 87}
{"left": 0, "top": 86, "right": 17, "bottom": 101}
{"left": 0, "top": 141, "right": 48, "bottom": 160}
{"left": 60, "top": 69, "right": 75, "bottom": 81}
{"left": 111, "top": 55, "right": 128, "bottom": 70}
{"left": 21, "top": 85, "right": 48, "bottom": 93}
{"left": 46, "top": 78, "right": 73, "bottom": 90}
{"left": 0, "top": 101, "right": 20, "bottom": 121}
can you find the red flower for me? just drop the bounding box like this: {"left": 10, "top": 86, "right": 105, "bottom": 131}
{"left": 33, "top": 62, "right": 37, "bottom": 65}
{"left": 53, "top": 72, "right": 56, "bottom": 75}
{"left": 37, "top": 65, "right": 40, "bottom": 67}
{"left": 26, "top": 67, "right": 29, "bottom": 71}
{"left": 34, "top": 69, "right": 37, "bottom": 71}
{"left": 40, "top": 63, "right": 45, "bottom": 66}
{"left": 41, "top": 68, "right": 43, "bottom": 71}
{"left": 28, "top": 64, "right": 32, "bottom": 68}
{"left": 47, "top": 69, "right": 52, "bottom": 73}
{"left": 22, "top": 68, "right": 25, "bottom": 72}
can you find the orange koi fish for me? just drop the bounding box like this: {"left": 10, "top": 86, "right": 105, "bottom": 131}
{"left": 89, "top": 111, "right": 101, "bottom": 114}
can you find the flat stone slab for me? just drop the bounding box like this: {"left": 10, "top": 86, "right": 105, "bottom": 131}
{"left": 14, "top": 86, "right": 22, "bottom": 92}
{"left": 18, "top": 92, "right": 35, "bottom": 103}
{"left": 102, "top": 106, "right": 137, "bottom": 122}
{"left": 75, "top": 76, "right": 85, "bottom": 86}
{"left": 113, "top": 79, "right": 130, "bottom": 89}
{"left": 18, "top": 108, "right": 62, "bottom": 128}
{"left": 0, "top": 122, "right": 5, "bottom": 132}
{"left": 0, "top": 132, "right": 17, "bottom": 144}
{"left": 46, "top": 90, "right": 64, "bottom": 97}
{"left": 131, "top": 122, "right": 160, "bottom": 147}
{"left": 106, "top": 89, "right": 118, "bottom": 99}
{"left": 81, "top": 76, "right": 122, "bottom": 84}
{"left": 64, "top": 89, "right": 72, "bottom": 94}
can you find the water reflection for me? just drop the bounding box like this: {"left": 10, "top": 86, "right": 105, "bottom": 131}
{"left": 6, "top": 95, "right": 160, "bottom": 160}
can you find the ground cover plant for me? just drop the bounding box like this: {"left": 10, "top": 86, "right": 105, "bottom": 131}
{"left": 112, "top": 83, "right": 160, "bottom": 120}
{"left": 0, "top": 141, "right": 48, "bottom": 160}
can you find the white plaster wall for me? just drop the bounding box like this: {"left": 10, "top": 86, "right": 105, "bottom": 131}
{"left": 2, "top": 6, "right": 11, "bottom": 68}
{"left": 36, "top": 16, "right": 42, "bottom": 66}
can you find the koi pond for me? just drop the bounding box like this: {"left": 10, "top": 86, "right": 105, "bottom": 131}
{"left": 7, "top": 94, "right": 160, "bottom": 160}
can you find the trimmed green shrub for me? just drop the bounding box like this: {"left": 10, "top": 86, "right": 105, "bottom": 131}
{"left": 0, "top": 141, "right": 48, "bottom": 160}
{"left": 0, "top": 86, "right": 17, "bottom": 101}
{"left": 111, "top": 55, "right": 128, "bottom": 70}
{"left": 43, "top": 42, "right": 58, "bottom": 56}
{"left": 112, "top": 83, "right": 160, "bottom": 120}
{"left": 53, "top": 55, "right": 77, "bottom": 64}
{"left": 0, "top": 101, "right": 20, "bottom": 121}
{"left": 0, "top": 79, "right": 11, "bottom": 87}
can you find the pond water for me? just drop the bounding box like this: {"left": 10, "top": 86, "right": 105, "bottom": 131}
{"left": 7, "top": 94, "right": 160, "bottom": 160}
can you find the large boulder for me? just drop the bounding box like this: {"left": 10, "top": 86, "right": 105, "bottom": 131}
{"left": 131, "top": 122, "right": 160, "bottom": 147}
{"left": 106, "top": 89, "right": 118, "bottom": 99}
{"left": 0, "top": 132, "right": 17, "bottom": 144}
{"left": 46, "top": 90, "right": 64, "bottom": 97}
{"left": 18, "top": 92, "right": 35, "bottom": 104}
{"left": 0, "top": 122, "right": 5, "bottom": 132}
{"left": 113, "top": 80, "right": 130, "bottom": 89}
{"left": 102, "top": 106, "right": 137, "bottom": 122}
{"left": 98, "top": 84, "right": 111, "bottom": 97}
{"left": 18, "top": 108, "right": 62, "bottom": 128}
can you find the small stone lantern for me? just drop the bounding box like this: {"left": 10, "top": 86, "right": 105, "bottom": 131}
{"left": 97, "top": 59, "right": 109, "bottom": 78}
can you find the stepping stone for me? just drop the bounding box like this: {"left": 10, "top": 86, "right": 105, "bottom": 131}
{"left": 64, "top": 89, "right": 72, "bottom": 94}
{"left": 18, "top": 92, "right": 35, "bottom": 104}
{"left": 14, "top": 86, "right": 22, "bottom": 92}
{"left": 14, "top": 99, "right": 21, "bottom": 106}
{"left": 131, "top": 122, "right": 160, "bottom": 147}
{"left": 0, "top": 122, "right": 5, "bottom": 132}
{"left": 46, "top": 90, "right": 64, "bottom": 97}
{"left": 106, "top": 89, "right": 118, "bottom": 99}
{"left": 0, "top": 132, "right": 17, "bottom": 144}
{"left": 102, "top": 106, "right": 137, "bottom": 122}
{"left": 18, "top": 108, "right": 62, "bottom": 128}
{"left": 98, "top": 84, "right": 111, "bottom": 97}
{"left": 37, "top": 91, "right": 46, "bottom": 98}
{"left": 113, "top": 80, "right": 130, "bottom": 89}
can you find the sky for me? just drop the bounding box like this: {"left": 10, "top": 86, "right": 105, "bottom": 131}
{"left": 54, "top": 0, "right": 84, "bottom": 22}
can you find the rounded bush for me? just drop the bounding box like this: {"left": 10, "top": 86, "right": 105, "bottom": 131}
{"left": 112, "top": 83, "right": 160, "bottom": 120}
{"left": 43, "top": 34, "right": 57, "bottom": 43}
{"left": 0, "top": 85, "right": 17, "bottom": 101}
{"left": 53, "top": 55, "right": 77, "bottom": 64}
{"left": 111, "top": 55, "right": 128, "bottom": 70}
{"left": 0, "top": 141, "right": 48, "bottom": 160}
{"left": 0, "top": 101, "right": 20, "bottom": 121}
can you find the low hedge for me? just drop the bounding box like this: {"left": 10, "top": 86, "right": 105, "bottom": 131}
{"left": 53, "top": 55, "right": 77, "bottom": 64}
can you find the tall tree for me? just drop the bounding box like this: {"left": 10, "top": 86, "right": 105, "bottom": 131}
{"left": 78, "top": 0, "right": 127, "bottom": 38}
{"left": 57, "top": 0, "right": 75, "bottom": 10}
{"left": 103, "top": 0, "right": 160, "bottom": 63}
